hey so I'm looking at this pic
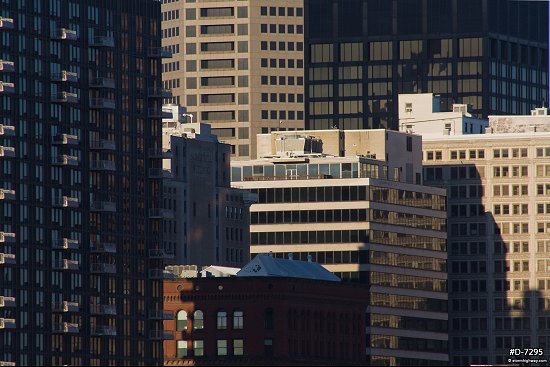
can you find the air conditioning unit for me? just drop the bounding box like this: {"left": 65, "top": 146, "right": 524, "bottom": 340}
{"left": 405, "top": 103, "right": 413, "bottom": 113}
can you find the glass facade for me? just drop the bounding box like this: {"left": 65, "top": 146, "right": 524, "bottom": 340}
{"left": 305, "top": 0, "right": 549, "bottom": 130}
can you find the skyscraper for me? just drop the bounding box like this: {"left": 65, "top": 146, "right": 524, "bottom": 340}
{"left": 305, "top": 0, "right": 549, "bottom": 131}
{"left": 161, "top": 0, "right": 306, "bottom": 160}
{"left": 1, "top": 1, "right": 165, "bottom": 365}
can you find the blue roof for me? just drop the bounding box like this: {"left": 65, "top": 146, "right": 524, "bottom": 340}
{"left": 237, "top": 254, "right": 340, "bottom": 282}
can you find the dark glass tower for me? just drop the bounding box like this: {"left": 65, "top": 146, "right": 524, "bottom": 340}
{"left": 1, "top": 1, "right": 165, "bottom": 365}
{"left": 305, "top": 0, "right": 549, "bottom": 130}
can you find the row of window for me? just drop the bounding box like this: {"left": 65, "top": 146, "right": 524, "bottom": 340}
{"left": 260, "top": 23, "right": 303, "bottom": 34}
{"left": 260, "top": 75, "right": 304, "bottom": 86}
{"left": 450, "top": 241, "right": 486, "bottom": 255}
{"left": 371, "top": 335, "right": 447, "bottom": 354}
{"left": 260, "top": 110, "right": 304, "bottom": 121}
{"left": 370, "top": 230, "right": 447, "bottom": 252}
{"left": 452, "top": 336, "right": 488, "bottom": 351}
{"left": 250, "top": 230, "right": 369, "bottom": 246}
{"left": 494, "top": 278, "right": 529, "bottom": 292}
{"left": 260, "top": 58, "right": 304, "bottom": 69}
{"left": 370, "top": 271, "right": 446, "bottom": 293}
{"left": 261, "top": 92, "right": 303, "bottom": 104}
{"left": 176, "top": 339, "right": 244, "bottom": 358}
{"left": 451, "top": 298, "right": 488, "bottom": 312}
{"left": 449, "top": 222, "right": 486, "bottom": 236}
{"left": 260, "top": 41, "right": 303, "bottom": 52}
{"left": 371, "top": 313, "right": 448, "bottom": 333}
{"left": 175, "top": 310, "right": 243, "bottom": 331}
{"left": 450, "top": 279, "right": 487, "bottom": 293}
{"left": 451, "top": 317, "right": 487, "bottom": 331}
{"left": 260, "top": 6, "right": 303, "bottom": 17}
{"left": 370, "top": 251, "right": 446, "bottom": 272}
{"left": 493, "top": 203, "right": 528, "bottom": 215}
{"left": 251, "top": 209, "right": 368, "bottom": 225}
{"left": 450, "top": 260, "right": 486, "bottom": 274}
{"left": 493, "top": 165, "right": 529, "bottom": 177}
{"left": 371, "top": 209, "right": 446, "bottom": 232}
{"left": 450, "top": 204, "right": 484, "bottom": 217}
{"left": 370, "top": 292, "right": 447, "bottom": 313}
{"left": 493, "top": 184, "right": 528, "bottom": 196}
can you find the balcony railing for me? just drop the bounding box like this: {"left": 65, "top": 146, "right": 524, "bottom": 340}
{"left": 0, "top": 82, "right": 15, "bottom": 94}
{"left": 52, "top": 154, "right": 79, "bottom": 166}
{"left": 91, "top": 36, "right": 115, "bottom": 48}
{"left": 0, "top": 124, "right": 15, "bottom": 136}
{"left": 90, "top": 98, "right": 116, "bottom": 110}
{"left": 0, "top": 60, "right": 15, "bottom": 72}
{"left": 91, "top": 263, "right": 117, "bottom": 274}
{"left": 0, "top": 253, "right": 16, "bottom": 265}
{"left": 53, "top": 196, "right": 79, "bottom": 208}
{"left": 52, "top": 71, "right": 78, "bottom": 82}
{"left": 149, "top": 208, "right": 175, "bottom": 219}
{"left": 147, "top": 108, "right": 172, "bottom": 119}
{"left": 91, "top": 201, "right": 116, "bottom": 212}
{"left": 149, "top": 310, "right": 173, "bottom": 320}
{"left": 53, "top": 259, "right": 79, "bottom": 270}
{"left": 90, "top": 242, "right": 117, "bottom": 253}
{"left": 148, "top": 47, "right": 172, "bottom": 58}
{"left": 0, "top": 189, "right": 15, "bottom": 201}
{"left": 52, "top": 133, "right": 78, "bottom": 145}
{"left": 0, "top": 296, "right": 16, "bottom": 308}
{"left": 0, "top": 17, "right": 15, "bottom": 29}
{"left": 53, "top": 322, "right": 79, "bottom": 334}
{"left": 147, "top": 87, "right": 173, "bottom": 98}
{"left": 91, "top": 325, "right": 117, "bottom": 336}
{"left": 53, "top": 238, "right": 80, "bottom": 250}
{"left": 90, "top": 139, "right": 116, "bottom": 150}
{"left": 52, "top": 301, "right": 79, "bottom": 312}
{"left": 149, "top": 330, "right": 174, "bottom": 340}
{"left": 149, "top": 248, "right": 175, "bottom": 259}
{"left": 90, "top": 304, "right": 117, "bottom": 316}
{"left": 0, "top": 318, "right": 16, "bottom": 329}
{"left": 55, "top": 28, "right": 77, "bottom": 40}
{"left": 53, "top": 91, "right": 78, "bottom": 103}
{"left": 0, "top": 232, "right": 15, "bottom": 243}
{"left": 90, "top": 77, "right": 115, "bottom": 89}
{"left": 0, "top": 146, "right": 15, "bottom": 157}
{"left": 90, "top": 160, "right": 116, "bottom": 171}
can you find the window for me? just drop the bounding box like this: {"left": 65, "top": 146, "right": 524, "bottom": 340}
{"left": 217, "top": 340, "right": 228, "bottom": 356}
{"left": 233, "top": 310, "right": 244, "bottom": 329}
{"left": 177, "top": 310, "right": 188, "bottom": 331}
{"left": 193, "top": 340, "right": 204, "bottom": 357}
{"left": 264, "top": 308, "right": 274, "bottom": 329}
{"left": 194, "top": 310, "right": 204, "bottom": 330}
{"left": 177, "top": 340, "right": 188, "bottom": 358}
{"left": 234, "top": 339, "right": 244, "bottom": 356}
{"left": 264, "top": 339, "right": 273, "bottom": 357}
{"left": 217, "top": 311, "right": 228, "bottom": 329}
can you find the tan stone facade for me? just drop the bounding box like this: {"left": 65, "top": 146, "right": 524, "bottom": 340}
{"left": 162, "top": 0, "right": 305, "bottom": 159}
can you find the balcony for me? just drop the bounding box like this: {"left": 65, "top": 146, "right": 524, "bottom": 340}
{"left": 0, "top": 318, "right": 16, "bottom": 329}
{"left": 0, "top": 82, "right": 15, "bottom": 94}
{"left": 52, "top": 71, "right": 78, "bottom": 83}
{"left": 53, "top": 91, "right": 78, "bottom": 103}
{"left": 52, "top": 133, "right": 78, "bottom": 145}
{"left": 0, "top": 146, "right": 15, "bottom": 157}
{"left": 242, "top": 192, "right": 259, "bottom": 205}
{"left": 148, "top": 148, "right": 172, "bottom": 159}
{"left": 148, "top": 87, "right": 173, "bottom": 98}
{"left": 148, "top": 47, "right": 172, "bottom": 58}
{"left": 0, "top": 124, "right": 15, "bottom": 136}
{"left": 90, "top": 77, "right": 115, "bottom": 89}
{"left": 0, "top": 232, "right": 15, "bottom": 243}
{"left": 53, "top": 322, "right": 79, "bottom": 334}
{"left": 149, "top": 310, "right": 173, "bottom": 320}
{"left": 91, "top": 201, "right": 116, "bottom": 212}
{"left": 149, "top": 248, "right": 175, "bottom": 259}
{"left": 90, "top": 139, "right": 116, "bottom": 151}
{"left": 90, "top": 160, "right": 116, "bottom": 171}
{"left": 90, "top": 304, "right": 117, "bottom": 316}
{"left": 90, "top": 98, "right": 116, "bottom": 110}
{"left": 149, "top": 269, "right": 176, "bottom": 279}
{"left": 91, "top": 263, "right": 116, "bottom": 274}
{"left": 53, "top": 196, "right": 79, "bottom": 208}
{"left": 52, "top": 301, "right": 79, "bottom": 313}
{"left": 149, "top": 330, "right": 174, "bottom": 340}
{"left": 147, "top": 108, "right": 172, "bottom": 119}
{"left": 0, "top": 361, "right": 16, "bottom": 366}
{"left": 0, "top": 60, "right": 15, "bottom": 72}
{"left": 53, "top": 259, "right": 79, "bottom": 270}
{"left": 53, "top": 238, "right": 80, "bottom": 250}
{"left": 0, "top": 296, "right": 16, "bottom": 308}
{"left": 0, "top": 17, "right": 14, "bottom": 30}
{"left": 0, "top": 253, "right": 16, "bottom": 265}
{"left": 91, "top": 36, "right": 115, "bottom": 48}
{"left": 55, "top": 28, "right": 78, "bottom": 41}
{"left": 91, "top": 325, "right": 117, "bottom": 336}
{"left": 0, "top": 189, "right": 15, "bottom": 201}
{"left": 90, "top": 242, "right": 117, "bottom": 253}
{"left": 149, "top": 208, "right": 175, "bottom": 219}
{"left": 52, "top": 154, "right": 79, "bottom": 166}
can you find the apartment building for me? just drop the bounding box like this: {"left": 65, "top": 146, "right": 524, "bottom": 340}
{"left": 230, "top": 130, "right": 449, "bottom": 366}
{"left": 161, "top": 0, "right": 305, "bottom": 159}
{"left": 159, "top": 105, "right": 255, "bottom": 268}
{"left": 1, "top": 1, "right": 165, "bottom": 365}
{"left": 421, "top": 106, "right": 550, "bottom": 365}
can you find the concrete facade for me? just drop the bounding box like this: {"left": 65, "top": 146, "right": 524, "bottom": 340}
{"left": 161, "top": 0, "right": 305, "bottom": 160}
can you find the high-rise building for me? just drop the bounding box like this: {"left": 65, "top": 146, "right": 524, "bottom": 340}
{"left": 161, "top": 0, "right": 305, "bottom": 160}
{"left": 305, "top": 0, "right": 549, "bottom": 131}
{"left": 231, "top": 130, "right": 449, "bottom": 366}
{"left": 419, "top": 104, "right": 550, "bottom": 365}
{"left": 1, "top": 1, "right": 165, "bottom": 365}
{"left": 159, "top": 105, "right": 255, "bottom": 268}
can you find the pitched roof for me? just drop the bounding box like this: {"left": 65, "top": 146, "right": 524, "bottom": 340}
{"left": 237, "top": 254, "right": 340, "bottom": 282}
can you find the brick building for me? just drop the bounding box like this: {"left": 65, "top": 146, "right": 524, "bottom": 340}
{"left": 162, "top": 255, "right": 368, "bottom": 366}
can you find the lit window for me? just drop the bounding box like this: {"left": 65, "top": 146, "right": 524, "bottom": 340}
{"left": 217, "top": 340, "right": 228, "bottom": 356}
{"left": 176, "top": 310, "right": 187, "bottom": 331}
{"left": 194, "top": 310, "right": 204, "bottom": 330}
{"left": 233, "top": 310, "right": 244, "bottom": 329}
{"left": 234, "top": 339, "right": 244, "bottom": 355}
{"left": 177, "top": 340, "right": 188, "bottom": 358}
{"left": 217, "top": 311, "right": 227, "bottom": 329}
{"left": 193, "top": 340, "right": 204, "bottom": 356}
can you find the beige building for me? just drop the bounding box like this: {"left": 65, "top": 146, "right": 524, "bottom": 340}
{"left": 158, "top": 105, "right": 255, "bottom": 267}
{"left": 420, "top": 107, "right": 550, "bottom": 365}
{"left": 231, "top": 130, "right": 449, "bottom": 365}
{"left": 161, "top": 0, "right": 305, "bottom": 159}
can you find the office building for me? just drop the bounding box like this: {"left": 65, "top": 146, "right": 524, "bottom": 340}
{"left": 160, "top": 106, "right": 255, "bottom": 267}
{"left": 231, "top": 130, "right": 449, "bottom": 365}
{"left": 421, "top": 106, "right": 550, "bottom": 365}
{"left": 162, "top": 254, "right": 368, "bottom": 366}
{"left": 1, "top": 1, "right": 165, "bottom": 365}
{"left": 305, "top": 0, "right": 549, "bottom": 131}
{"left": 161, "top": 0, "right": 305, "bottom": 159}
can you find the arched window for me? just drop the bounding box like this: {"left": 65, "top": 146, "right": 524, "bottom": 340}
{"left": 176, "top": 310, "right": 188, "bottom": 331}
{"left": 194, "top": 310, "right": 204, "bottom": 330}
{"left": 233, "top": 310, "right": 244, "bottom": 329}
{"left": 217, "top": 310, "right": 227, "bottom": 329}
